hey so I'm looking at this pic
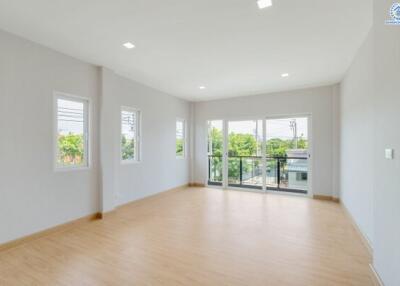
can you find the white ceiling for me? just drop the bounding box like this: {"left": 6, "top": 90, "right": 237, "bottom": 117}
{"left": 0, "top": 0, "right": 372, "bottom": 101}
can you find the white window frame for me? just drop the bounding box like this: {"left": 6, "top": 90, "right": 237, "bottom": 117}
{"left": 176, "top": 118, "right": 186, "bottom": 159}
{"left": 53, "top": 92, "right": 90, "bottom": 171}
{"left": 120, "top": 106, "right": 141, "bottom": 164}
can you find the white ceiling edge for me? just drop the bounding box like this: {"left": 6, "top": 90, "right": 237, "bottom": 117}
{"left": 191, "top": 80, "right": 342, "bottom": 103}
{"left": 114, "top": 65, "right": 342, "bottom": 103}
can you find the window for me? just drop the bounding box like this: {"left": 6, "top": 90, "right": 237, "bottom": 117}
{"left": 296, "top": 172, "right": 308, "bottom": 181}
{"left": 55, "top": 93, "right": 89, "bottom": 169}
{"left": 121, "top": 107, "right": 140, "bottom": 162}
{"left": 176, "top": 119, "right": 185, "bottom": 158}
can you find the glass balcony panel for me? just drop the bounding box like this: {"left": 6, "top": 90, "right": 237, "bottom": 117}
{"left": 208, "top": 156, "right": 223, "bottom": 185}
{"left": 266, "top": 159, "right": 278, "bottom": 188}
{"left": 241, "top": 157, "right": 262, "bottom": 188}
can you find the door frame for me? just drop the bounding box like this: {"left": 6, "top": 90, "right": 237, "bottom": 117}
{"left": 264, "top": 113, "right": 313, "bottom": 198}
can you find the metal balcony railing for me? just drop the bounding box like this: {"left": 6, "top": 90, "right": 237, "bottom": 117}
{"left": 208, "top": 155, "right": 308, "bottom": 194}
{"left": 208, "top": 155, "right": 223, "bottom": 186}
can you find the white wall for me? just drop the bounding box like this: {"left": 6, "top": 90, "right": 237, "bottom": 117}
{"left": 372, "top": 1, "right": 400, "bottom": 285}
{"left": 194, "top": 85, "right": 340, "bottom": 197}
{"left": 100, "top": 68, "right": 191, "bottom": 211}
{"left": 340, "top": 1, "right": 400, "bottom": 284}
{"left": 0, "top": 30, "right": 191, "bottom": 244}
{"left": 340, "top": 30, "right": 374, "bottom": 245}
{"left": 0, "top": 30, "right": 100, "bottom": 244}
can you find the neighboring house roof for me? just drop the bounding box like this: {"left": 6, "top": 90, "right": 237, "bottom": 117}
{"left": 286, "top": 149, "right": 308, "bottom": 158}
{"left": 287, "top": 149, "right": 308, "bottom": 172}
{"left": 288, "top": 164, "right": 308, "bottom": 173}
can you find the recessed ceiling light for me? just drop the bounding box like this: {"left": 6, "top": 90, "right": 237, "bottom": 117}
{"left": 281, "top": 73, "right": 290, "bottom": 78}
{"left": 199, "top": 86, "right": 206, "bottom": 90}
{"left": 257, "top": 0, "right": 272, "bottom": 9}
{"left": 123, "top": 42, "right": 135, "bottom": 49}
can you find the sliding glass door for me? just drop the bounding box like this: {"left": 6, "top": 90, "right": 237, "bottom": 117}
{"left": 266, "top": 117, "right": 309, "bottom": 194}
{"left": 227, "top": 120, "right": 263, "bottom": 189}
{"left": 207, "top": 116, "right": 310, "bottom": 195}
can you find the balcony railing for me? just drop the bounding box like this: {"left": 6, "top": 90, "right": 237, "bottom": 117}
{"left": 228, "top": 156, "right": 263, "bottom": 189}
{"left": 208, "top": 155, "right": 223, "bottom": 186}
{"left": 208, "top": 155, "right": 308, "bottom": 194}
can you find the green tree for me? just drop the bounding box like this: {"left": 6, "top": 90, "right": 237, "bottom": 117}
{"left": 228, "top": 132, "right": 258, "bottom": 181}
{"left": 208, "top": 128, "right": 308, "bottom": 183}
{"left": 266, "top": 137, "right": 308, "bottom": 157}
{"left": 228, "top": 133, "right": 257, "bottom": 156}
{"left": 176, "top": 138, "right": 184, "bottom": 156}
{"left": 121, "top": 135, "right": 135, "bottom": 160}
{"left": 297, "top": 137, "right": 308, "bottom": 149}
{"left": 266, "top": 138, "right": 290, "bottom": 157}
{"left": 208, "top": 127, "right": 223, "bottom": 156}
{"left": 209, "top": 129, "right": 260, "bottom": 182}
{"left": 208, "top": 127, "right": 223, "bottom": 182}
{"left": 58, "top": 133, "right": 84, "bottom": 165}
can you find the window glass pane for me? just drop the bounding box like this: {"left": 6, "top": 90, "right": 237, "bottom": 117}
{"left": 57, "top": 98, "right": 87, "bottom": 167}
{"left": 176, "top": 120, "right": 184, "bottom": 157}
{"left": 227, "top": 120, "right": 262, "bottom": 188}
{"left": 121, "top": 110, "right": 136, "bottom": 161}
{"left": 266, "top": 117, "right": 308, "bottom": 192}
{"left": 207, "top": 120, "right": 223, "bottom": 185}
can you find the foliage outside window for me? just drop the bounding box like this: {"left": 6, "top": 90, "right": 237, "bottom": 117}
{"left": 121, "top": 108, "right": 139, "bottom": 162}
{"left": 176, "top": 119, "right": 185, "bottom": 158}
{"left": 208, "top": 120, "right": 223, "bottom": 183}
{"left": 207, "top": 126, "right": 308, "bottom": 182}
{"left": 56, "top": 95, "right": 88, "bottom": 168}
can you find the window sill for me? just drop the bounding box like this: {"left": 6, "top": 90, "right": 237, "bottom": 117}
{"left": 121, "top": 160, "right": 141, "bottom": 165}
{"left": 54, "top": 165, "right": 91, "bottom": 172}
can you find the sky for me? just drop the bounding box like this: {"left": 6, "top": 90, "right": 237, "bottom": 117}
{"left": 121, "top": 110, "right": 136, "bottom": 139}
{"left": 57, "top": 99, "right": 84, "bottom": 135}
{"left": 266, "top": 118, "right": 308, "bottom": 140}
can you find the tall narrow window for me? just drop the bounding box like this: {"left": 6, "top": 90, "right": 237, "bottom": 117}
{"left": 121, "top": 107, "right": 140, "bottom": 162}
{"left": 176, "top": 119, "right": 185, "bottom": 158}
{"left": 55, "top": 94, "right": 89, "bottom": 169}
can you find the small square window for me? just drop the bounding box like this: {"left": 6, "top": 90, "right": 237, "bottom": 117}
{"left": 121, "top": 107, "right": 141, "bottom": 163}
{"left": 55, "top": 93, "right": 89, "bottom": 169}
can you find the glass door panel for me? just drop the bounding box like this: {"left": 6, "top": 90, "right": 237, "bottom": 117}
{"left": 207, "top": 120, "right": 223, "bottom": 186}
{"left": 227, "top": 120, "right": 263, "bottom": 189}
{"left": 266, "top": 117, "right": 309, "bottom": 194}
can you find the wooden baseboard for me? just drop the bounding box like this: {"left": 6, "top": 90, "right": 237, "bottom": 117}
{"left": 188, "top": 182, "right": 206, "bottom": 187}
{"left": 0, "top": 213, "right": 100, "bottom": 252}
{"left": 369, "top": 264, "right": 384, "bottom": 286}
{"left": 341, "top": 202, "right": 373, "bottom": 259}
{"left": 313, "top": 194, "right": 340, "bottom": 203}
{"left": 97, "top": 210, "right": 116, "bottom": 219}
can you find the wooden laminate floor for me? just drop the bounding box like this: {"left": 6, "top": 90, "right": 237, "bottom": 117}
{"left": 0, "top": 187, "right": 373, "bottom": 286}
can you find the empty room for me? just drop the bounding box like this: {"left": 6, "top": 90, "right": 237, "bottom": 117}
{"left": 0, "top": 0, "right": 399, "bottom": 285}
